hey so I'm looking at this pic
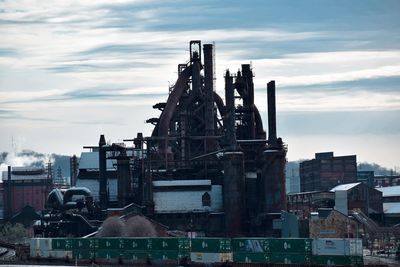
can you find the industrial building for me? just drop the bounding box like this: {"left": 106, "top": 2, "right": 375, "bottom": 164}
{"left": 1, "top": 166, "right": 53, "bottom": 219}
{"left": 330, "top": 182, "right": 383, "bottom": 218}
{"left": 374, "top": 174, "right": 400, "bottom": 187}
{"left": 71, "top": 40, "right": 287, "bottom": 237}
{"left": 357, "top": 170, "right": 400, "bottom": 188}
{"left": 288, "top": 181, "right": 383, "bottom": 223}
{"left": 376, "top": 185, "right": 400, "bottom": 226}
{"left": 300, "top": 152, "right": 357, "bottom": 192}
{"left": 75, "top": 148, "right": 119, "bottom": 204}
{"left": 309, "top": 209, "right": 358, "bottom": 238}
{"left": 357, "top": 170, "right": 375, "bottom": 187}
{"left": 287, "top": 191, "right": 335, "bottom": 219}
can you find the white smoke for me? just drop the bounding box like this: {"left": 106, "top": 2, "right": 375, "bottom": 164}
{"left": 0, "top": 150, "right": 54, "bottom": 182}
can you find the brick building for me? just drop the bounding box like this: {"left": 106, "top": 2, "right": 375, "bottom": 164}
{"left": 2, "top": 166, "right": 52, "bottom": 218}
{"left": 309, "top": 209, "right": 358, "bottom": 238}
{"left": 300, "top": 152, "right": 357, "bottom": 192}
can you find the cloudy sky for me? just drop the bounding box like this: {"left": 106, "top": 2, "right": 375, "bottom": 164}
{"left": 0, "top": 0, "right": 399, "bottom": 169}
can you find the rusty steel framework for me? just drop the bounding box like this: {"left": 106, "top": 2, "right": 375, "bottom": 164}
{"left": 122, "top": 40, "right": 288, "bottom": 236}
{"left": 84, "top": 41, "right": 288, "bottom": 237}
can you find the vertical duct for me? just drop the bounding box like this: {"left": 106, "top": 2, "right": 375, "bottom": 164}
{"left": 70, "top": 155, "right": 78, "bottom": 186}
{"left": 260, "top": 81, "right": 287, "bottom": 216}
{"left": 241, "top": 64, "right": 256, "bottom": 139}
{"left": 117, "top": 155, "right": 131, "bottom": 207}
{"left": 98, "top": 134, "right": 107, "bottom": 209}
{"left": 267, "top": 81, "right": 277, "bottom": 146}
{"left": 223, "top": 152, "right": 245, "bottom": 236}
{"left": 223, "top": 69, "right": 245, "bottom": 236}
{"left": 224, "top": 70, "right": 236, "bottom": 150}
{"left": 7, "top": 166, "right": 12, "bottom": 219}
{"left": 190, "top": 41, "right": 202, "bottom": 96}
{"left": 180, "top": 112, "right": 187, "bottom": 160}
{"left": 203, "top": 44, "right": 215, "bottom": 138}
{"left": 261, "top": 150, "right": 287, "bottom": 214}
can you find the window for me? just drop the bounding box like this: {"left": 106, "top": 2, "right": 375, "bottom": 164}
{"left": 202, "top": 192, "right": 211, "bottom": 207}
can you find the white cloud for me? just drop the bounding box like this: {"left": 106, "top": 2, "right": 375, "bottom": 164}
{"left": 275, "top": 90, "right": 400, "bottom": 112}
{"left": 1, "top": 0, "right": 399, "bottom": 169}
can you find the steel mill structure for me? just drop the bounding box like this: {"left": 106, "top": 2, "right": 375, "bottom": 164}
{"left": 117, "top": 40, "right": 286, "bottom": 236}
{"left": 65, "top": 40, "right": 287, "bottom": 237}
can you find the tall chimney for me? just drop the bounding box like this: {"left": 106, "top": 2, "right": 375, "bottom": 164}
{"left": 203, "top": 44, "right": 215, "bottom": 138}
{"left": 7, "top": 166, "right": 12, "bottom": 219}
{"left": 224, "top": 70, "right": 236, "bottom": 150}
{"left": 98, "top": 134, "right": 107, "bottom": 209}
{"left": 267, "top": 81, "right": 277, "bottom": 146}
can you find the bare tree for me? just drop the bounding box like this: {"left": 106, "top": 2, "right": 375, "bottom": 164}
{"left": 125, "top": 216, "right": 157, "bottom": 237}
{"left": 97, "top": 216, "right": 126, "bottom": 237}
{"left": 0, "top": 223, "right": 27, "bottom": 243}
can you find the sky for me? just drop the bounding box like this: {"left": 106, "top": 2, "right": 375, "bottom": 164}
{"left": 0, "top": 0, "right": 399, "bottom": 169}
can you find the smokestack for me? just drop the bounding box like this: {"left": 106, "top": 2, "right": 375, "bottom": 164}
{"left": 99, "top": 134, "right": 107, "bottom": 209}
{"left": 241, "top": 64, "right": 256, "bottom": 139}
{"left": 7, "top": 166, "right": 12, "bottom": 219}
{"left": 190, "top": 41, "right": 201, "bottom": 95}
{"left": 203, "top": 44, "right": 215, "bottom": 138}
{"left": 267, "top": 81, "right": 277, "bottom": 146}
{"left": 224, "top": 70, "right": 236, "bottom": 150}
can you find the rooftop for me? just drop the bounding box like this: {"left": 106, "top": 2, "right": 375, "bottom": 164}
{"left": 330, "top": 182, "right": 361, "bottom": 192}
{"left": 376, "top": 185, "right": 400, "bottom": 197}
{"left": 1, "top": 167, "right": 48, "bottom": 181}
{"left": 383, "top": 202, "right": 400, "bottom": 214}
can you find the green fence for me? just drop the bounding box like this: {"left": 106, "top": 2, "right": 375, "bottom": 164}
{"left": 36, "top": 237, "right": 364, "bottom": 265}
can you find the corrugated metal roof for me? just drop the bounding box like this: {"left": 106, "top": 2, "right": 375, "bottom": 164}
{"left": 376, "top": 186, "right": 400, "bottom": 197}
{"left": 75, "top": 178, "right": 118, "bottom": 201}
{"left": 11, "top": 167, "right": 44, "bottom": 172}
{"left": 1, "top": 171, "right": 47, "bottom": 181}
{"left": 153, "top": 185, "right": 222, "bottom": 213}
{"left": 383, "top": 202, "right": 400, "bottom": 214}
{"left": 79, "top": 152, "right": 116, "bottom": 170}
{"left": 153, "top": 180, "right": 211, "bottom": 187}
{"left": 330, "top": 182, "right": 361, "bottom": 192}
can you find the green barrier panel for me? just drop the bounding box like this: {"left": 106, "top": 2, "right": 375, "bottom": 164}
{"left": 233, "top": 252, "right": 270, "bottom": 263}
{"left": 232, "top": 238, "right": 268, "bottom": 253}
{"left": 73, "top": 250, "right": 94, "bottom": 260}
{"left": 266, "top": 238, "right": 312, "bottom": 253}
{"left": 312, "top": 255, "right": 363, "bottom": 266}
{"left": 52, "top": 238, "right": 74, "bottom": 250}
{"left": 191, "top": 238, "right": 231, "bottom": 253}
{"left": 270, "top": 253, "right": 312, "bottom": 264}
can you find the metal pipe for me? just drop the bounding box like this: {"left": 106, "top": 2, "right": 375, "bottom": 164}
{"left": 98, "top": 134, "right": 107, "bottom": 209}
{"left": 242, "top": 64, "right": 256, "bottom": 139}
{"left": 224, "top": 70, "right": 236, "bottom": 150}
{"left": 7, "top": 166, "right": 12, "bottom": 219}
{"left": 203, "top": 44, "right": 215, "bottom": 137}
{"left": 223, "top": 151, "right": 245, "bottom": 236}
{"left": 267, "top": 80, "right": 277, "bottom": 146}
